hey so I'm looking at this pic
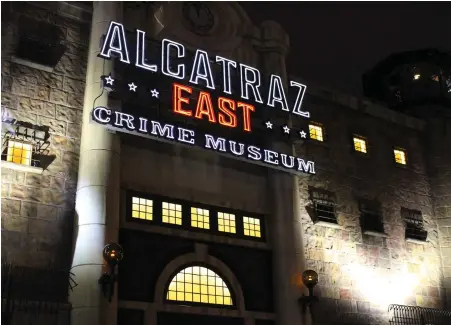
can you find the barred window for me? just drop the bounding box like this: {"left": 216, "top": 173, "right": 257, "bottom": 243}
{"left": 310, "top": 188, "right": 337, "bottom": 224}
{"left": 162, "top": 202, "right": 182, "bottom": 225}
{"left": 309, "top": 124, "right": 324, "bottom": 142}
{"left": 218, "top": 212, "right": 236, "bottom": 234}
{"left": 132, "top": 197, "right": 153, "bottom": 220}
{"left": 191, "top": 207, "right": 210, "bottom": 229}
{"left": 401, "top": 208, "right": 427, "bottom": 241}
{"left": 166, "top": 266, "right": 233, "bottom": 306}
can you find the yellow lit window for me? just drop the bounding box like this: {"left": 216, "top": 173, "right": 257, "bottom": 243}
{"left": 131, "top": 197, "right": 153, "bottom": 220}
{"left": 308, "top": 124, "right": 324, "bottom": 142}
{"left": 353, "top": 137, "right": 367, "bottom": 153}
{"left": 394, "top": 149, "right": 407, "bottom": 165}
{"left": 243, "top": 216, "right": 261, "bottom": 238}
{"left": 6, "top": 140, "right": 32, "bottom": 165}
{"left": 166, "top": 266, "right": 233, "bottom": 305}
{"left": 162, "top": 202, "right": 182, "bottom": 225}
{"left": 218, "top": 212, "right": 236, "bottom": 234}
{"left": 191, "top": 207, "right": 210, "bottom": 229}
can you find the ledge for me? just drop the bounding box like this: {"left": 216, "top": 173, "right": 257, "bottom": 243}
{"left": 363, "top": 230, "right": 389, "bottom": 238}
{"left": 10, "top": 56, "right": 55, "bottom": 73}
{"left": 1, "top": 161, "right": 44, "bottom": 174}
{"left": 314, "top": 221, "right": 342, "bottom": 229}
{"left": 406, "top": 238, "right": 428, "bottom": 245}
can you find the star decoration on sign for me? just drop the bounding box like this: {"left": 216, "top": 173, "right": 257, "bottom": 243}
{"left": 150, "top": 89, "right": 159, "bottom": 98}
{"left": 299, "top": 130, "right": 307, "bottom": 138}
{"left": 105, "top": 75, "right": 114, "bottom": 85}
{"left": 283, "top": 125, "right": 290, "bottom": 134}
{"left": 265, "top": 121, "right": 273, "bottom": 129}
{"left": 128, "top": 82, "right": 137, "bottom": 92}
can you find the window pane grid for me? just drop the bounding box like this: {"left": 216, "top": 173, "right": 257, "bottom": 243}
{"left": 218, "top": 212, "right": 236, "bottom": 233}
{"left": 309, "top": 124, "right": 324, "bottom": 141}
{"left": 243, "top": 216, "right": 261, "bottom": 238}
{"left": 353, "top": 137, "right": 367, "bottom": 153}
{"left": 132, "top": 197, "right": 153, "bottom": 220}
{"left": 191, "top": 207, "right": 210, "bottom": 229}
{"left": 162, "top": 202, "right": 182, "bottom": 225}
{"left": 394, "top": 149, "right": 407, "bottom": 165}
{"left": 166, "top": 266, "right": 233, "bottom": 305}
{"left": 6, "top": 140, "right": 32, "bottom": 166}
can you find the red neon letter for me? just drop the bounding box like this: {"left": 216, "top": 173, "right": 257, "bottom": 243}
{"left": 217, "top": 97, "right": 237, "bottom": 128}
{"left": 194, "top": 91, "right": 216, "bottom": 123}
{"left": 173, "top": 83, "right": 192, "bottom": 117}
{"left": 237, "top": 102, "right": 255, "bottom": 132}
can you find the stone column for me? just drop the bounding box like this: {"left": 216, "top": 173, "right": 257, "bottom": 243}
{"left": 70, "top": 2, "right": 122, "bottom": 325}
{"left": 259, "top": 21, "right": 307, "bottom": 325}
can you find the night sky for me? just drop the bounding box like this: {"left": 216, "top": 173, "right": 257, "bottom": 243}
{"left": 240, "top": 1, "right": 451, "bottom": 96}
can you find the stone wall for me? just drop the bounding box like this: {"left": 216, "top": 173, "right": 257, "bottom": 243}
{"left": 294, "top": 96, "right": 445, "bottom": 324}
{"left": 1, "top": 2, "right": 90, "bottom": 270}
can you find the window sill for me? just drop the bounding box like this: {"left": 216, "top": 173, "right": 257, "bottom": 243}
{"left": 406, "top": 238, "right": 428, "bottom": 245}
{"left": 363, "top": 230, "right": 388, "bottom": 238}
{"left": 10, "top": 56, "right": 55, "bottom": 73}
{"left": 314, "top": 221, "right": 341, "bottom": 229}
{"left": 1, "top": 161, "right": 44, "bottom": 174}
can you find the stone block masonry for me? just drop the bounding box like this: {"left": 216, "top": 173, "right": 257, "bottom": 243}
{"left": 1, "top": 2, "right": 90, "bottom": 270}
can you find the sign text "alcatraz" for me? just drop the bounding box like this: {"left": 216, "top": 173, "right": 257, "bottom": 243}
{"left": 99, "top": 21, "right": 310, "bottom": 118}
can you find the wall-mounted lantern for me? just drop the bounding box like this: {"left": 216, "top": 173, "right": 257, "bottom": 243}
{"left": 298, "top": 269, "right": 319, "bottom": 312}
{"left": 98, "top": 243, "right": 124, "bottom": 302}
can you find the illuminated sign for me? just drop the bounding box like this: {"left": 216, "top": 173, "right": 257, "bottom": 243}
{"left": 91, "top": 21, "right": 317, "bottom": 175}
{"left": 92, "top": 107, "right": 315, "bottom": 175}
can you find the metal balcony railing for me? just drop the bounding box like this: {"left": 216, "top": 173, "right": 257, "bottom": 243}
{"left": 388, "top": 304, "right": 451, "bottom": 325}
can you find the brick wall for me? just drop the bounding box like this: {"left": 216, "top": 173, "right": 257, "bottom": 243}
{"left": 295, "top": 97, "right": 444, "bottom": 324}
{"left": 1, "top": 2, "right": 90, "bottom": 270}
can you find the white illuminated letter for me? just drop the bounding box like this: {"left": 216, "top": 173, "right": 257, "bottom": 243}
{"left": 264, "top": 150, "right": 279, "bottom": 165}
{"left": 190, "top": 50, "right": 215, "bottom": 90}
{"left": 297, "top": 158, "right": 316, "bottom": 174}
{"left": 204, "top": 135, "right": 226, "bottom": 152}
{"left": 92, "top": 106, "right": 111, "bottom": 124}
{"left": 178, "top": 127, "right": 195, "bottom": 144}
{"left": 114, "top": 112, "right": 135, "bottom": 130}
{"left": 229, "top": 141, "right": 245, "bottom": 156}
{"left": 280, "top": 154, "right": 295, "bottom": 168}
{"left": 151, "top": 121, "right": 174, "bottom": 139}
{"left": 162, "top": 39, "right": 185, "bottom": 80}
{"left": 247, "top": 146, "right": 262, "bottom": 161}
{"left": 135, "top": 29, "right": 157, "bottom": 72}
{"left": 290, "top": 81, "right": 309, "bottom": 118}
{"left": 267, "top": 74, "right": 289, "bottom": 112}
{"left": 216, "top": 56, "right": 237, "bottom": 95}
{"left": 99, "top": 21, "right": 130, "bottom": 64}
{"left": 239, "top": 64, "right": 263, "bottom": 103}
{"left": 138, "top": 117, "right": 148, "bottom": 133}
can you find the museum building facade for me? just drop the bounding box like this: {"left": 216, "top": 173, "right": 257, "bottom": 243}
{"left": 1, "top": 2, "right": 451, "bottom": 325}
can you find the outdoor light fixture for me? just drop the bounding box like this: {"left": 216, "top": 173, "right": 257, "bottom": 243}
{"left": 98, "top": 243, "right": 124, "bottom": 302}
{"left": 298, "top": 270, "right": 319, "bottom": 312}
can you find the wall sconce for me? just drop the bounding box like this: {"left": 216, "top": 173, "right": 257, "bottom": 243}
{"left": 98, "top": 243, "right": 124, "bottom": 302}
{"left": 298, "top": 270, "right": 319, "bottom": 312}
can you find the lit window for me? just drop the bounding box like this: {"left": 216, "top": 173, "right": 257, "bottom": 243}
{"left": 243, "top": 217, "right": 261, "bottom": 238}
{"left": 6, "top": 140, "right": 32, "bottom": 165}
{"left": 131, "top": 197, "right": 153, "bottom": 220}
{"left": 394, "top": 149, "right": 407, "bottom": 165}
{"left": 191, "top": 207, "right": 210, "bottom": 229}
{"left": 218, "top": 212, "right": 236, "bottom": 233}
{"left": 166, "top": 266, "right": 233, "bottom": 305}
{"left": 162, "top": 202, "right": 182, "bottom": 225}
{"left": 309, "top": 124, "right": 324, "bottom": 142}
{"left": 413, "top": 74, "right": 421, "bottom": 80}
{"left": 353, "top": 137, "right": 367, "bottom": 153}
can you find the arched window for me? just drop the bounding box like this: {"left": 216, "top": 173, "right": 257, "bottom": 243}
{"left": 166, "top": 265, "right": 233, "bottom": 306}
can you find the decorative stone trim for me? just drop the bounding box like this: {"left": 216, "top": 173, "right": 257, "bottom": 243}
{"left": 0, "top": 161, "right": 44, "bottom": 174}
